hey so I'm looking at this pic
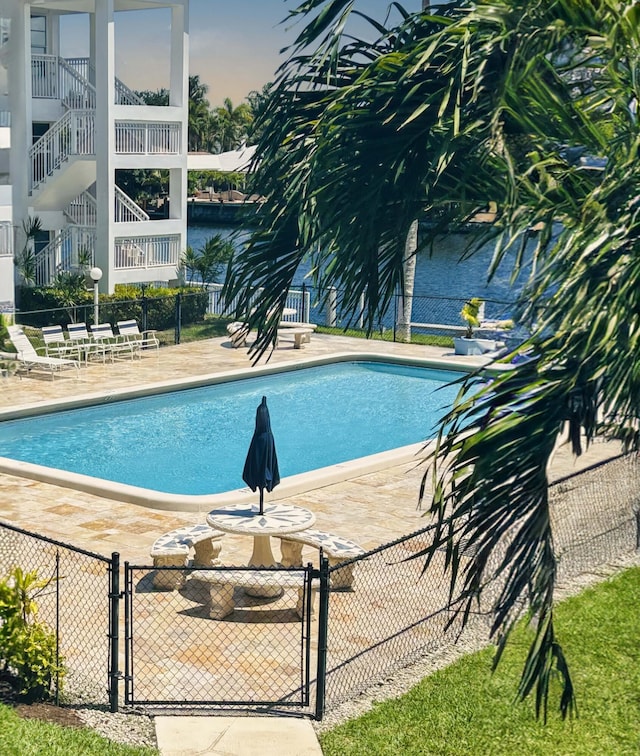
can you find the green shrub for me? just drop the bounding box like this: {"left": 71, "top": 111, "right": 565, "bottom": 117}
{"left": 15, "top": 284, "right": 209, "bottom": 331}
{"left": 0, "top": 567, "right": 66, "bottom": 702}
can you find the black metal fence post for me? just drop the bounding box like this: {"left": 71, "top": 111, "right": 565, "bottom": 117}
{"left": 141, "top": 287, "right": 148, "bottom": 333}
{"left": 393, "top": 292, "right": 398, "bottom": 342}
{"left": 108, "top": 552, "right": 121, "bottom": 713}
{"left": 55, "top": 550, "right": 60, "bottom": 706}
{"left": 314, "top": 555, "right": 330, "bottom": 720}
{"left": 175, "top": 293, "right": 182, "bottom": 345}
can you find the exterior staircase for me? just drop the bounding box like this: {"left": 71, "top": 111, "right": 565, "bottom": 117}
{"left": 29, "top": 55, "right": 181, "bottom": 285}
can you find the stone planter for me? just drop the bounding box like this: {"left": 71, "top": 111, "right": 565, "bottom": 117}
{"left": 453, "top": 337, "right": 497, "bottom": 356}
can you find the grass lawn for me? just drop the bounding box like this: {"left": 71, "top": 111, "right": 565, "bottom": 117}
{"left": 320, "top": 566, "right": 640, "bottom": 756}
{"left": 0, "top": 704, "right": 158, "bottom": 756}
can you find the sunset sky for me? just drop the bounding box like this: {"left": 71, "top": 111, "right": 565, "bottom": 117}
{"left": 61, "top": 0, "right": 423, "bottom": 107}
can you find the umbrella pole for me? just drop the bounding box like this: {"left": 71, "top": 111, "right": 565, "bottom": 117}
{"left": 259, "top": 487, "right": 264, "bottom": 515}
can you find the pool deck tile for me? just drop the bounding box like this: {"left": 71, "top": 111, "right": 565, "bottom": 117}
{"left": 0, "top": 333, "right": 620, "bottom": 564}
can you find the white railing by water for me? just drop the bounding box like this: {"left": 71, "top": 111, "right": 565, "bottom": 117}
{"left": 204, "top": 282, "right": 309, "bottom": 321}
{"left": 65, "top": 57, "right": 145, "bottom": 106}
{"left": 65, "top": 191, "right": 97, "bottom": 227}
{"left": 115, "top": 121, "right": 181, "bottom": 154}
{"left": 29, "top": 110, "right": 95, "bottom": 193}
{"left": 34, "top": 225, "right": 96, "bottom": 286}
{"left": 114, "top": 234, "right": 180, "bottom": 269}
{"left": 115, "top": 186, "right": 149, "bottom": 222}
{"left": 0, "top": 221, "right": 13, "bottom": 258}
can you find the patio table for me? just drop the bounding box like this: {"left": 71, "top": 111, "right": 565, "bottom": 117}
{"left": 206, "top": 502, "right": 315, "bottom": 597}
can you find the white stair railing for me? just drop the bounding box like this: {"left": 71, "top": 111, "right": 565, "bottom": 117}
{"left": 34, "top": 225, "right": 96, "bottom": 286}
{"left": 115, "top": 186, "right": 150, "bottom": 222}
{"left": 65, "top": 191, "right": 98, "bottom": 227}
{"left": 31, "top": 54, "right": 96, "bottom": 109}
{"left": 65, "top": 57, "right": 145, "bottom": 106}
{"left": 29, "top": 109, "right": 95, "bottom": 194}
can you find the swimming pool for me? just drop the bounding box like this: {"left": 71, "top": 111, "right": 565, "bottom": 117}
{"left": 0, "top": 357, "right": 466, "bottom": 510}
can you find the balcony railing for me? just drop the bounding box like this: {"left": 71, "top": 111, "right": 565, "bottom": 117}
{"left": 115, "top": 121, "right": 181, "bottom": 155}
{"left": 0, "top": 221, "right": 13, "bottom": 258}
{"left": 114, "top": 234, "right": 181, "bottom": 270}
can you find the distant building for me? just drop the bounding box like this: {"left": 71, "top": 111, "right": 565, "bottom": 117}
{"left": 0, "top": 0, "right": 190, "bottom": 314}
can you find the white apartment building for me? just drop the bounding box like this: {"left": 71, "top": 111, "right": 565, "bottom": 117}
{"left": 0, "top": 0, "right": 189, "bottom": 314}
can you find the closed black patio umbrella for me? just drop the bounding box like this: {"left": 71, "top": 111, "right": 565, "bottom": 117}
{"left": 242, "top": 396, "right": 280, "bottom": 514}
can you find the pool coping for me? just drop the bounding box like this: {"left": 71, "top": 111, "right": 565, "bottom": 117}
{"left": 0, "top": 350, "right": 506, "bottom": 512}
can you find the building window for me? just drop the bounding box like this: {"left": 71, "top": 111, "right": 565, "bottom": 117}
{"left": 31, "top": 15, "right": 46, "bottom": 55}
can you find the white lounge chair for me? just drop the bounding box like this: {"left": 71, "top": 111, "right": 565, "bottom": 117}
{"left": 7, "top": 325, "right": 79, "bottom": 379}
{"left": 90, "top": 323, "right": 138, "bottom": 360}
{"left": 67, "top": 322, "right": 107, "bottom": 363}
{"left": 116, "top": 320, "right": 160, "bottom": 353}
{"left": 41, "top": 325, "right": 83, "bottom": 360}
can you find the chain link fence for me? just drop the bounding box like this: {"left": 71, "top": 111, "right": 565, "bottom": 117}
{"left": 10, "top": 284, "right": 522, "bottom": 349}
{"left": 123, "top": 563, "right": 317, "bottom": 710}
{"left": 0, "top": 454, "right": 637, "bottom": 717}
{"left": 0, "top": 522, "right": 116, "bottom": 708}
{"left": 320, "top": 453, "right": 640, "bottom": 712}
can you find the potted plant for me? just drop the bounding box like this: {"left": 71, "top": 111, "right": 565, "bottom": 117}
{"left": 453, "top": 298, "right": 498, "bottom": 355}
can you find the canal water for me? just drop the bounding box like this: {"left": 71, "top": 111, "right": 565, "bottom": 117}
{"left": 187, "top": 223, "right": 530, "bottom": 305}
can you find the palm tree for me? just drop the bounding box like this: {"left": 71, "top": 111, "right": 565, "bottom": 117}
{"left": 188, "top": 75, "right": 214, "bottom": 152}
{"left": 224, "top": 0, "right": 640, "bottom": 718}
{"left": 212, "top": 98, "right": 253, "bottom": 153}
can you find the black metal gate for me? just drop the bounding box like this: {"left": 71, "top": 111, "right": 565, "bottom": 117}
{"left": 123, "top": 563, "right": 318, "bottom": 709}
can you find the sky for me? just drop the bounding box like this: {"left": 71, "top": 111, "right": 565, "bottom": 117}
{"left": 61, "top": 0, "right": 423, "bottom": 107}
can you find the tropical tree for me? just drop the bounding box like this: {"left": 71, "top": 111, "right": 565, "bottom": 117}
{"left": 224, "top": 0, "right": 640, "bottom": 718}
{"left": 188, "top": 74, "right": 215, "bottom": 152}
{"left": 181, "top": 235, "right": 234, "bottom": 286}
{"left": 212, "top": 97, "right": 253, "bottom": 153}
{"left": 135, "top": 87, "right": 169, "bottom": 106}
{"left": 13, "top": 216, "right": 43, "bottom": 286}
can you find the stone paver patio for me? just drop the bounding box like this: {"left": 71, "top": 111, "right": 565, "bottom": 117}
{"left": 0, "top": 331, "right": 620, "bottom": 565}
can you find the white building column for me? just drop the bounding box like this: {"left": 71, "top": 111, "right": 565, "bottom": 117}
{"left": 94, "top": 0, "right": 115, "bottom": 294}
{"left": 168, "top": 2, "right": 188, "bottom": 245}
{"left": 8, "top": 2, "right": 31, "bottom": 258}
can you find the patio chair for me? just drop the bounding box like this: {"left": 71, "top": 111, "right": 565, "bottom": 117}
{"left": 67, "top": 322, "right": 108, "bottom": 363}
{"left": 116, "top": 320, "right": 160, "bottom": 354}
{"left": 90, "top": 323, "right": 138, "bottom": 360}
{"left": 7, "top": 325, "right": 79, "bottom": 379}
{"left": 41, "top": 325, "right": 83, "bottom": 360}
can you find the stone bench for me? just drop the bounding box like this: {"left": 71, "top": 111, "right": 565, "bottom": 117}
{"left": 226, "top": 321, "right": 250, "bottom": 348}
{"left": 276, "top": 327, "right": 314, "bottom": 349}
{"left": 278, "top": 530, "right": 366, "bottom": 590}
{"left": 187, "top": 569, "right": 314, "bottom": 620}
{"left": 278, "top": 321, "right": 317, "bottom": 333}
{"left": 150, "top": 525, "right": 225, "bottom": 590}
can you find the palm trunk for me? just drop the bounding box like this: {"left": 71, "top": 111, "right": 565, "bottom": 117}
{"left": 396, "top": 220, "right": 418, "bottom": 343}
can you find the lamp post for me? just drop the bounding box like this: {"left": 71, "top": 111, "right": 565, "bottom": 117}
{"left": 90, "top": 266, "right": 102, "bottom": 325}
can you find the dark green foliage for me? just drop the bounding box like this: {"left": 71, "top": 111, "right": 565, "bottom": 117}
{"left": 182, "top": 235, "right": 234, "bottom": 285}
{"left": 0, "top": 568, "right": 65, "bottom": 702}
{"left": 15, "top": 286, "right": 208, "bottom": 331}
{"left": 222, "top": 0, "right": 640, "bottom": 718}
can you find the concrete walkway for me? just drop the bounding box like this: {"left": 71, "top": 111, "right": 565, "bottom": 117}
{"left": 154, "top": 716, "right": 323, "bottom": 756}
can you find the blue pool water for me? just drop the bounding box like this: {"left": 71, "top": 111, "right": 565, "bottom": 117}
{"left": 0, "top": 361, "right": 463, "bottom": 495}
